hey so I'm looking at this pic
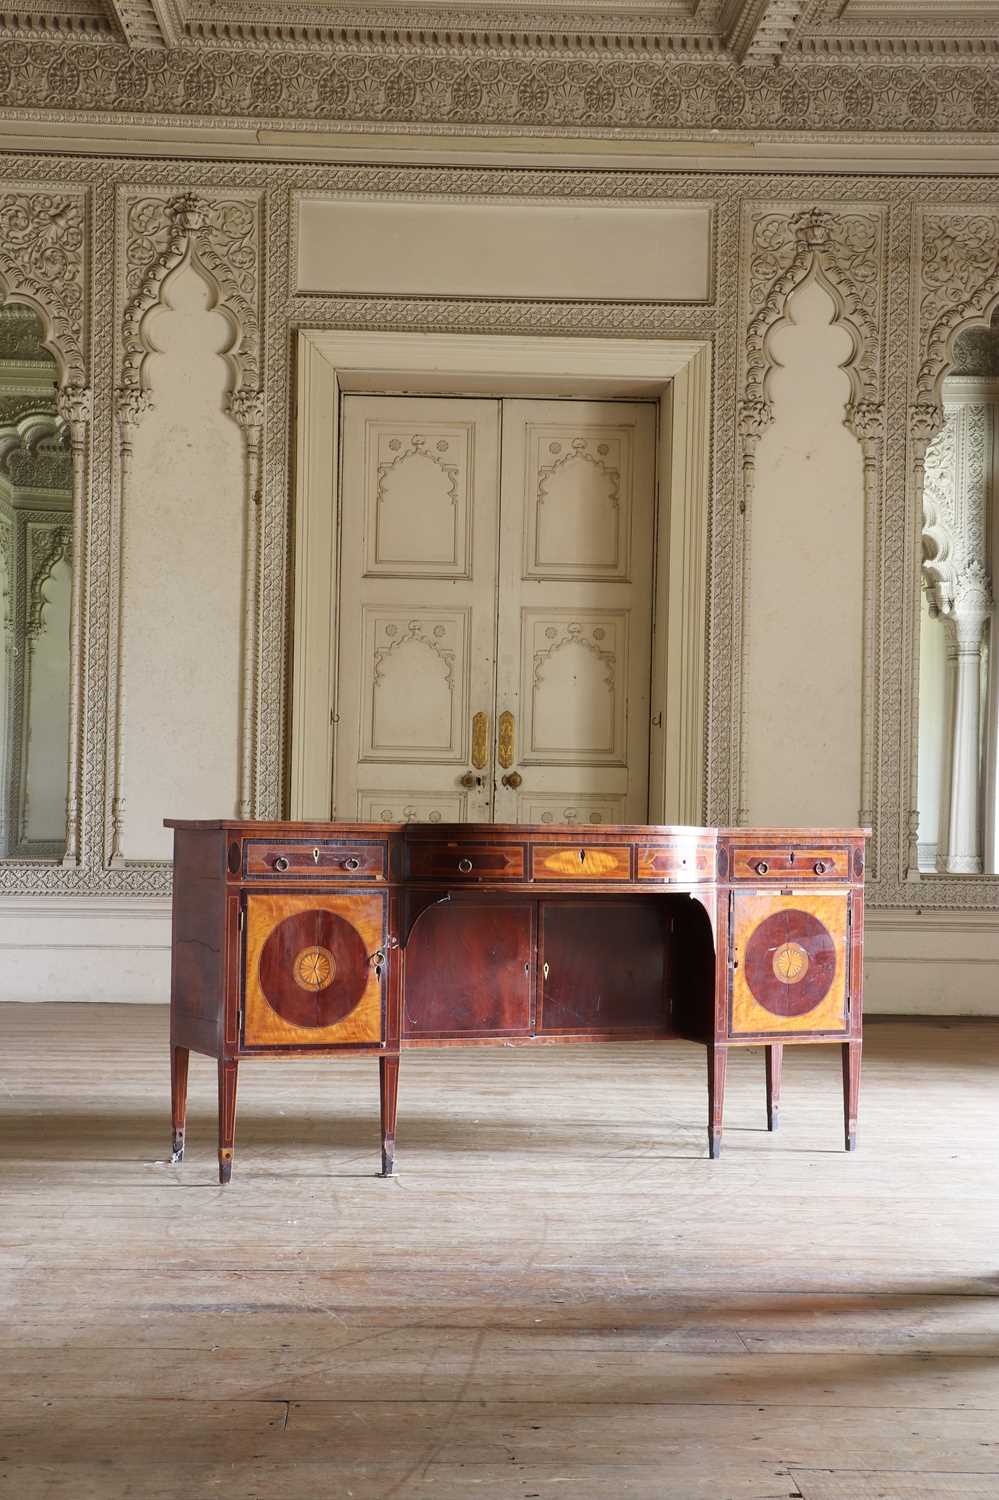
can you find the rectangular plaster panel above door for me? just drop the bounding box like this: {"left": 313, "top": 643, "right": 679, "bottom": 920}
{"left": 334, "top": 395, "right": 655, "bottom": 825}
{"left": 294, "top": 196, "right": 714, "bottom": 303}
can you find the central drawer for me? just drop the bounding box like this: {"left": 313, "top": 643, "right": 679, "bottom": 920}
{"left": 407, "top": 842, "right": 526, "bottom": 881}
{"left": 531, "top": 844, "right": 632, "bottom": 881}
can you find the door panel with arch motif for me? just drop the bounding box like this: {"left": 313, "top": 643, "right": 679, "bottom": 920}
{"left": 334, "top": 394, "right": 656, "bottom": 825}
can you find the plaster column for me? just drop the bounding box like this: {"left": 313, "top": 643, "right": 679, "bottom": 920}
{"left": 944, "top": 564, "right": 991, "bottom": 875}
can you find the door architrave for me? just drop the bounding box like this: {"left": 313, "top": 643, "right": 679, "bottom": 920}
{"left": 292, "top": 329, "right": 711, "bottom": 826}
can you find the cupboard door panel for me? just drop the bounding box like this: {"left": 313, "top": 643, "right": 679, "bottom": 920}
{"left": 243, "top": 892, "right": 385, "bottom": 1048}
{"left": 539, "top": 900, "right": 670, "bottom": 1033}
{"left": 403, "top": 900, "right": 533, "bottom": 1037}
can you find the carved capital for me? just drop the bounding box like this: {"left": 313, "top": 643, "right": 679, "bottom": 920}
{"left": 845, "top": 400, "right": 884, "bottom": 448}
{"left": 950, "top": 558, "right": 993, "bottom": 636}
{"left": 55, "top": 384, "right": 92, "bottom": 432}
{"left": 910, "top": 402, "right": 944, "bottom": 454}
{"left": 227, "top": 387, "right": 265, "bottom": 432}
{"left": 115, "top": 385, "right": 154, "bottom": 431}
{"left": 737, "top": 398, "right": 773, "bottom": 446}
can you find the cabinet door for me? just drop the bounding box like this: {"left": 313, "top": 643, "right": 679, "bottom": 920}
{"left": 539, "top": 900, "right": 670, "bottom": 1034}
{"left": 728, "top": 890, "right": 850, "bottom": 1039}
{"left": 243, "top": 893, "right": 385, "bottom": 1048}
{"left": 403, "top": 899, "right": 534, "bottom": 1039}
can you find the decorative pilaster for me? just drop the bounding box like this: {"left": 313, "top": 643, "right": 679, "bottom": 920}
{"left": 109, "top": 385, "right": 154, "bottom": 866}
{"left": 227, "top": 387, "right": 264, "bottom": 822}
{"left": 55, "top": 383, "right": 91, "bottom": 867}
{"left": 846, "top": 399, "right": 885, "bottom": 830}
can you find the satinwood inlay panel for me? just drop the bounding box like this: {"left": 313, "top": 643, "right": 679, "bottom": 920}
{"left": 730, "top": 890, "right": 849, "bottom": 1038}
{"left": 243, "top": 892, "right": 384, "bottom": 1047}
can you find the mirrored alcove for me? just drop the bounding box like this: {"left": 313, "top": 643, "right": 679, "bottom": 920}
{"left": 0, "top": 303, "right": 71, "bottom": 859}
{"left": 917, "top": 309, "right": 999, "bottom": 875}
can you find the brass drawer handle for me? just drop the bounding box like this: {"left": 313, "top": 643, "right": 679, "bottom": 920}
{"left": 457, "top": 858, "right": 473, "bottom": 874}
{"left": 273, "top": 856, "right": 289, "bottom": 872}
{"left": 343, "top": 856, "right": 361, "bottom": 871}
{"left": 754, "top": 860, "right": 769, "bottom": 875}
{"left": 814, "top": 860, "right": 828, "bottom": 875}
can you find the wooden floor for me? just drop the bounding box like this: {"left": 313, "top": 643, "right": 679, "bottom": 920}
{"left": 2, "top": 1007, "right": 999, "bottom": 1500}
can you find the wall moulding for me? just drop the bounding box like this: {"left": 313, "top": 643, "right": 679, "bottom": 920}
{"left": 109, "top": 186, "right": 263, "bottom": 869}
{"left": 734, "top": 200, "right": 885, "bottom": 867}
{"left": 0, "top": 43, "right": 999, "bottom": 137}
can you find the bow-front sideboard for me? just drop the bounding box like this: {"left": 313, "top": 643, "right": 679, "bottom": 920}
{"left": 165, "top": 821, "right": 867, "bottom": 1182}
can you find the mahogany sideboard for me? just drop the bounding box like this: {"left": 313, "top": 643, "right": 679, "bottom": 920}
{"left": 166, "top": 820, "right": 867, "bottom": 1182}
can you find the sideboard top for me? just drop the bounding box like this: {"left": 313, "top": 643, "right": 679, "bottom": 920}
{"left": 165, "top": 820, "right": 871, "bottom": 839}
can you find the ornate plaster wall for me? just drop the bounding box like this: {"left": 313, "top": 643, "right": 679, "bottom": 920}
{"left": 0, "top": 154, "right": 997, "bottom": 1011}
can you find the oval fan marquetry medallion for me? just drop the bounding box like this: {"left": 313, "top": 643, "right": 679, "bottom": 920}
{"left": 259, "top": 910, "right": 368, "bottom": 1029}
{"left": 744, "top": 909, "right": 835, "bottom": 1018}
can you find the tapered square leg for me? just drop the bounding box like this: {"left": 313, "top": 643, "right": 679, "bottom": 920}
{"left": 842, "top": 1039, "right": 861, "bottom": 1151}
{"left": 380, "top": 1054, "right": 400, "bottom": 1177}
{"left": 707, "top": 1043, "right": 727, "bottom": 1159}
{"left": 217, "top": 1058, "right": 238, "bottom": 1184}
{"left": 765, "top": 1043, "right": 783, "bottom": 1132}
{"left": 170, "top": 1045, "right": 189, "bottom": 1163}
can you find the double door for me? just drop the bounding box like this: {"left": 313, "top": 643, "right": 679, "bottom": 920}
{"left": 335, "top": 395, "right": 657, "bottom": 825}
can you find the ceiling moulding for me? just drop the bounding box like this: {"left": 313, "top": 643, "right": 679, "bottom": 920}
{"left": 0, "top": 44, "right": 998, "bottom": 133}
{"left": 107, "top": 0, "right": 184, "bottom": 48}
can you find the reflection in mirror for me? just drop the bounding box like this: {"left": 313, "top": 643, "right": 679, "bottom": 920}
{"left": 918, "top": 310, "right": 999, "bottom": 875}
{"left": 0, "top": 303, "right": 70, "bottom": 859}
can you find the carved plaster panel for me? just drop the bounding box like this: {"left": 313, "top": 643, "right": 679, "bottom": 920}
{"left": 109, "top": 185, "right": 263, "bottom": 864}
{"left": 735, "top": 200, "right": 885, "bottom": 839}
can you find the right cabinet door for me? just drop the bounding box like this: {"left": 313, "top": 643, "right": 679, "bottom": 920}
{"left": 728, "top": 889, "right": 851, "bottom": 1040}
{"left": 539, "top": 900, "right": 670, "bottom": 1036}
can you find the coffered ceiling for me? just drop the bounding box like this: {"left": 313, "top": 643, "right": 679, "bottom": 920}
{"left": 3, "top": 0, "right": 998, "bottom": 53}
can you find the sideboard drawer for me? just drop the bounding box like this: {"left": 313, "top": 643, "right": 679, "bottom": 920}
{"left": 407, "top": 843, "right": 526, "bottom": 881}
{"left": 728, "top": 846, "right": 850, "bottom": 883}
{"left": 637, "top": 838, "right": 715, "bottom": 883}
{"left": 244, "top": 840, "right": 387, "bottom": 879}
{"left": 531, "top": 844, "right": 632, "bottom": 881}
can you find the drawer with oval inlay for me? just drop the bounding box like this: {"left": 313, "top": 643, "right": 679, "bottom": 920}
{"left": 406, "top": 843, "right": 525, "bottom": 881}
{"left": 243, "top": 840, "right": 387, "bottom": 879}
{"left": 531, "top": 844, "right": 632, "bottom": 881}
{"left": 727, "top": 845, "right": 850, "bottom": 883}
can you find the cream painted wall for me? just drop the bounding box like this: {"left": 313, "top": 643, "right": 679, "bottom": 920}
{"left": 742, "top": 277, "right": 865, "bottom": 827}
{"left": 119, "top": 258, "right": 244, "bottom": 861}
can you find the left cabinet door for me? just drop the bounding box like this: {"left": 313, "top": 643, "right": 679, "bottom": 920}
{"left": 242, "top": 892, "right": 386, "bottom": 1048}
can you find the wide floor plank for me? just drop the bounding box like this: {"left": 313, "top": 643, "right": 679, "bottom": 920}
{"left": 1, "top": 1004, "right": 998, "bottom": 1500}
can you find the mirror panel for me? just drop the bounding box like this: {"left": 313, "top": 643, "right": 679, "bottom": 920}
{"left": 917, "top": 311, "right": 999, "bottom": 876}
{"left": 0, "top": 303, "right": 70, "bottom": 860}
